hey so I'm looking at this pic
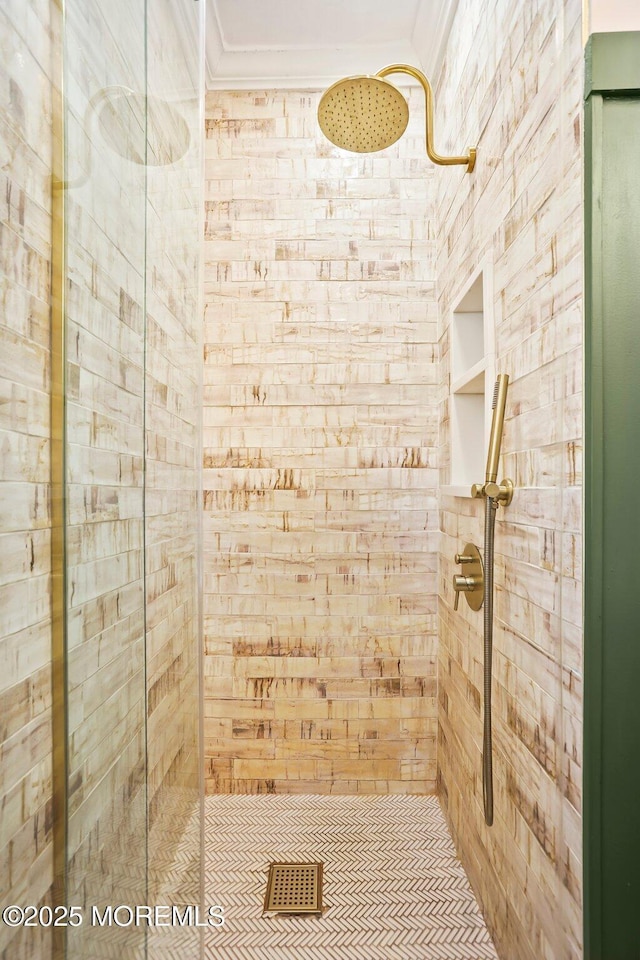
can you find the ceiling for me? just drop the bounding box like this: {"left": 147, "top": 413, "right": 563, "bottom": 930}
{"left": 206, "top": 0, "right": 459, "bottom": 88}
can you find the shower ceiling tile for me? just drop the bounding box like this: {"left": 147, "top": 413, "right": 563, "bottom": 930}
{"left": 206, "top": 0, "right": 459, "bottom": 87}
{"left": 216, "top": 0, "right": 420, "bottom": 47}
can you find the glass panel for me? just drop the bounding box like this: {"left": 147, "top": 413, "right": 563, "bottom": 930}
{"left": 63, "top": 1, "right": 148, "bottom": 957}
{"left": 62, "top": 0, "right": 203, "bottom": 956}
{"left": 144, "top": 1, "right": 203, "bottom": 956}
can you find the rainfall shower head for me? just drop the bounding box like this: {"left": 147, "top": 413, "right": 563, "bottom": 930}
{"left": 317, "top": 75, "right": 409, "bottom": 153}
{"left": 318, "top": 63, "right": 476, "bottom": 172}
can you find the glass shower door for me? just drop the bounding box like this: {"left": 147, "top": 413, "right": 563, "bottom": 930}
{"left": 57, "top": 0, "right": 203, "bottom": 957}
{"left": 63, "top": 1, "right": 148, "bottom": 956}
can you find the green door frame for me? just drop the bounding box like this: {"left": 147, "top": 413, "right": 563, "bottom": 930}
{"left": 584, "top": 31, "right": 640, "bottom": 960}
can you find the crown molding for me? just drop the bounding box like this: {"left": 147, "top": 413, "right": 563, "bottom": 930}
{"left": 206, "top": 42, "right": 423, "bottom": 90}
{"left": 205, "top": 0, "right": 224, "bottom": 87}
{"left": 205, "top": 75, "right": 422, "bottom": 91}
{"left": 411, "top": 0, "right": 459, "bottom": 81}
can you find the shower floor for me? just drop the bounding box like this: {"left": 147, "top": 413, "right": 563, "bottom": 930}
{"left": 203, "top": 793, "right": 498, "bottom": 960}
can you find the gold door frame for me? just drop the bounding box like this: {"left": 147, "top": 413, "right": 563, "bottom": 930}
{"left": 50, "top": 1, "right": 68, "bottom": 957}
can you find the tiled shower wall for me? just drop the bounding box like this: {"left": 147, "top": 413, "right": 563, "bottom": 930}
{"left": 144, "top": 0, "right": 202, "bottom": 902}
{"left": 64, "top": 1, "right": 149, "bottom": 922}
{"left": 203, "top": 88, "right": 440, "bottom": 795}
{"left": 0, "top": 2, "right": 202, "bottom": 957}
{"left": 435, "top": 2, "right": 583, "bottom": 959}
{"left": 64, "top": 0, "right": 202, "bottom": 939}
{"left": 0, "top": 2, "right": 54, "bottom": 958}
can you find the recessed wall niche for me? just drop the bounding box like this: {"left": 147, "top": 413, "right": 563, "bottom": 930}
{"left": 445, "top": 262, "right": 495, "bottom": 497}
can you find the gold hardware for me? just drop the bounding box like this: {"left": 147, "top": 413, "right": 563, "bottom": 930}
{"left": 470, "top": 478, "right": 514, "bottom": 506}
{"left": 470, "top": 373, "right": 514, "bottom": 508}
{"left": 317, "top": 75, "right": 409, "bottom": 154}
{"left": 453, "top": 574, "right": 480, "bottom": 611}
{"left": 264, "top": 863, "right": 323, "bottom": 914}
{"left": 497, "top": 477, "right": 514, "bottom": 506}
{"left": 486, "top": 374, "right": 509, "bottom": 483}
{"left": 317, "top": 63, "right": 476, "bottom": 172}
{"left": 51, "top": 3, "right": 68, "bottom": 957}
{"left": 477, "top": 376, "right": 512, "bottom": 829}
{"left": 454, "top": 575, "right": 477, "bottom": 590}
{"left": 453, "top": 543, "right": 484, "bottom": 611}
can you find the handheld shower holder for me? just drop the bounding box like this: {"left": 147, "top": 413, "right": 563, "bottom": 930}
{"left": 471, "top": 478, "right": 514, "bottom": 506}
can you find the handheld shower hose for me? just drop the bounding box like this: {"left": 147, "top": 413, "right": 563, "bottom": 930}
{"left": 482, "top": 492, "right": 498, "bottom": 825}
{"left": 481, "top": 374, "right": 510, "bottom": 827}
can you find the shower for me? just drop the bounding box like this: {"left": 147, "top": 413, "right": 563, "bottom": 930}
{"left": 1, "top": 0, "right": 591, "bottom": 955}
{"left": 318, "top": 63, "right": 476, "bottom": 171}
{"left": 319, "top": 57, "right": 510, "bottom": 826}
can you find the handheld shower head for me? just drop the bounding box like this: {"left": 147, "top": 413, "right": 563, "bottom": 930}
{"left": 485, "top": 374, "right": 509, "bottom": 484}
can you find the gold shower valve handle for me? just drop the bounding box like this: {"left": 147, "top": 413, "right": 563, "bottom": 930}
{"left": 454, "top": 574, "right": 478, "bottom": 590}
{"left": 453, "top": 574, "right": 481, "bottom": 610}
{"left": 452, "top": 543, "right": 484, "bottom": 612}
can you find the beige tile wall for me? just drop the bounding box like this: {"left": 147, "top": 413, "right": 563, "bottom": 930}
{"left": 145, "top": 0, "right": 203, "bottom": 908}
{"left": 0, "top": 3, "right": 585, "bottom": 956}
{"left": 434, "top": 2, "right": 583, "bottom": 959}
{"left": 0, "top": 1, "right": 55, "bottom": 957}
{"left": 63, "top": 5, "right": 149, "bottom": 940}
{"left": 0, "top": 1, "right": 202, "bottom": 952}
{"left": 63, "top": 2, "right": 203, "bottom": 955}
{"left": 203, "top": 88, "right": 440, "bottom": 795}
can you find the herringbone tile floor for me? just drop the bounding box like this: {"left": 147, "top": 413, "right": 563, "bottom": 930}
{"left": 203, "top": 793, "right": 498, "bottom": 960}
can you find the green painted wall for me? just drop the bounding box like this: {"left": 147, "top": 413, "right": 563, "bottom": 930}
{"left": 584, "top": 31, "right": 640, "bottom": 960}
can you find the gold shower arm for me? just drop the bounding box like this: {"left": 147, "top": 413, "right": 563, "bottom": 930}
{"left": 376, "top": 64, "right": 476, "bottom": 172}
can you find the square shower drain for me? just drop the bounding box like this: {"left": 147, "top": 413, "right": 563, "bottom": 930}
{"left": 263, "top": 862, "right": 323, "bottom": 914}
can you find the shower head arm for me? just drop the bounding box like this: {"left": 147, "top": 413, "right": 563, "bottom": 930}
{"left": 375, "top": 64, "right": 476, "bottom": 173}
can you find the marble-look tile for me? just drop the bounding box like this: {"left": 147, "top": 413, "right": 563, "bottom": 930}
{"left": 201, "top": 793, "right": 497, "bottom": 960}
{"left": 203, "top": 87, "right": 439, "bottom": 795}
{"left": 435, "top": 2, "right": 583, "bottom": 960}
{"left": 0, "top": 2, "right": 55, "bottom": 957}
{"left": 53, "top": 3, "right": 203, "bottom": 957}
